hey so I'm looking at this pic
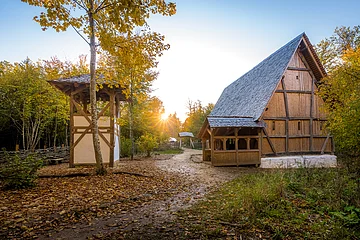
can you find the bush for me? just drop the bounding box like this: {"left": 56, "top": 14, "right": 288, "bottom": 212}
{"left": 136, "top": 133, "right": 158, "bottom": 157}
{"left": 120, "top": 137, "right": 132, "bottom": 157}
{"left": 0, "top": 152, "right": 43, "bottom": 190}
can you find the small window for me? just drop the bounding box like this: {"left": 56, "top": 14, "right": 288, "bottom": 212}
{"left": 250, "top": 138, "right": 258, "bottom": 149}
{"left": 226, "top": 139, "right": 236, "bottom": 150}
{"left": 272, "top": 121, "right": 276, "bottom": 131}
{"left": 238, "top": 138, "right": 247, "bottom": 150}
{"left": 320, "top": 121, "right": 323, "bottom": 131}
{"left": 298, "top": 121, "right": 301, "bottom": 131}
{"left": 214, "top": 139, "right": 223, "bottom": 150}
{"left": 296, "top": 75, "right": 299, "bottom": 79}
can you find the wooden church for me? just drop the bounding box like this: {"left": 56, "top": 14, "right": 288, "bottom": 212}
{"left": 198, "top": 33, "right": 334, "bottom": 166}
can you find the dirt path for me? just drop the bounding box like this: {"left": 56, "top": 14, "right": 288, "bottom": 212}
{"left": 42, "top": 149, "right": 252, "bottom": 239}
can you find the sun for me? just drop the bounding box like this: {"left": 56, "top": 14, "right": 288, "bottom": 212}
{"left": 160, "top": 113, "right": 168, "bottom": 121}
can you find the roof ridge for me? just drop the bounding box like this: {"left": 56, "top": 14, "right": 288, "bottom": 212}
{"left": 209, "top": 33, "right": 305, "bottom": 120}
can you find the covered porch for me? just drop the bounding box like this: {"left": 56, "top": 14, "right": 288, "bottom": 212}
{"left": 199, "top": 117, "right": 265, "bottom": 166}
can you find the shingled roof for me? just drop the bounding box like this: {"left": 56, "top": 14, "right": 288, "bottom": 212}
{"left": 209, "top": 33, "right": 324, "bottom": 122}
{"left": 48, "top": 74, "right": 126, "bottom": 102}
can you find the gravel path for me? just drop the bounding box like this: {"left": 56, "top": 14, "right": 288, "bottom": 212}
{"left": 43, "top": 149, "right": 254, "bottom": 239}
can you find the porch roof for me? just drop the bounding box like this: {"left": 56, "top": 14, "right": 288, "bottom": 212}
{"left": 208, "top": 117, "right": 265, "bottom": 128}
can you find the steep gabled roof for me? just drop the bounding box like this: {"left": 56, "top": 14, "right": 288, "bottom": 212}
{"left": 209, "top": 33, "right": 325, "bottom": 121}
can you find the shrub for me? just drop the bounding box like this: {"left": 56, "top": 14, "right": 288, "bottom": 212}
{"left": 0, "top": 152, "right": 43, "bottom": 190}
{"left": 136, "top": 133, "right": 158, "bottom": 157}
{"left": 120, "top": 137, "right": 132, "bottom": 157}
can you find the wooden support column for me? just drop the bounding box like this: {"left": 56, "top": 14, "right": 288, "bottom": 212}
{"left": 109, "top": 90, "right": 115, "bottom": 168}
{"left": 202, "top": 138, "right": 206, "bottom": 161}
{"left": 281, "top": 76, "right": 289, "bottom": 153}
{"left": 309, "top": 78, "right": 315, "bottom": 151}
{"left": 235, "top": 128, "right": 238, "bottom": 167}
{"left": 69, "top": 90, "right": 75, "bottom": 168}
{"left": 115, "top": 95, "right": 121, "bottom": 160}
{"left": 258, "top": 128, "right": 262, "bottom": 162}
{"left": 210, "top": 128, "right": 214, "bottom": 165}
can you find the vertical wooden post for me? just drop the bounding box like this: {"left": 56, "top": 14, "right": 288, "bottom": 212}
{"left": 309, "top": 78, "right": 315, "bottom": 152}
{"left": 235, "top": 127, "right": 238, "bottom": 167}
{"left": 202, "top": 138, "right": 206, "bottom": 161}
{"left": 109, "top": 90, "right": 115, "bottom": 168}
{"left": 69, "top": 91, "right": 75, "bottom": 168}
{"left": 115, "top": 95, "right": 121, "bottom": 160}
{"left": 210, "top": 128, "right": 214, "bottom": 165}
{"left": 281, "top": 76, "right": 289, "bottom": 153}
{"left": 258, "top": 128, "right": 262, "bottom": 163}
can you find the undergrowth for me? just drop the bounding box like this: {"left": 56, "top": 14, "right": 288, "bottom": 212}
{"left": 182, "top": 166, "right": 360, "bottom": 239}
{"left": 0, "top": 151, "right": 43, "bottom": 190}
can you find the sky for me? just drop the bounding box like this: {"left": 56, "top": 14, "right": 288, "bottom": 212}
{"left": 1, "top": 0, "right": 360, "bottom": 122}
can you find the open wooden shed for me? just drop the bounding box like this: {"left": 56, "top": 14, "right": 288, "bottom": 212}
{"left": 198, "top": 33, "right": 334, "bottom": 166}
{"left": 48, "top": 74, "right": 126, "bottom": 167}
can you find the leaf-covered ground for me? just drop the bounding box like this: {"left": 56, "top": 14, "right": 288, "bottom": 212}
{"left": 1, "top": 149, "right": 261, "bottom": 239}
{"left": 0, "top": 154, "right": 187, "bottom": 239}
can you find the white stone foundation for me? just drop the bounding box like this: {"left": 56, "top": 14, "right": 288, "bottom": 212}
{"left": 261, "top": 155, "right": 337, "bottom": 168}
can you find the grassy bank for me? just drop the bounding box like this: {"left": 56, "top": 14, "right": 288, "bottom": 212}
{"left": 181, "top": 167, "right": 360, "bottom": 239}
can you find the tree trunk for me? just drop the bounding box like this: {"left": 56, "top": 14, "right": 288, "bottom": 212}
{"left": 129, "top": 101, "right": 134, "bottom": 160}
{"left": 89, "top": 2, "right": 106, "bottom": 175}
{"left": 129, "top": 77, "right": 134, "bottom": 160}
{"left": 22, "top": 105, "right": 25, "bottom": 150}
{"left": 53, "top": 106, "right": 58, "bottom": 152}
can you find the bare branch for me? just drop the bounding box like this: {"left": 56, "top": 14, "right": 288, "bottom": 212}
{"left": 95, "top": 1, "right": 116, "bottom": 13}
{"left": 71, "top": 0, "right": 88, "bottom": 11}
{"left": 95, "top": 0, "right": 107, "bottom": 13}
{"left": 71, "top": 24, "right": 90, "bottom": 45}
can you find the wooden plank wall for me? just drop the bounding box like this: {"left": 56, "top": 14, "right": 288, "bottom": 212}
{"left": 262, "top": 50, "right": 331, "bottom": 155}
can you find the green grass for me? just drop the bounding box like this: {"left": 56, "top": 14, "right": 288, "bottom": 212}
{"left": 181, "top": 167, "right": 360, "bottom": 239}
{"left": 155, "top": 148, "right": 184, "bottom": 155}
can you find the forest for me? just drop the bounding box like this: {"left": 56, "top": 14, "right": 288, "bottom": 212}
{"left": 0, "top": 55, "right": 213, "bottom": 153}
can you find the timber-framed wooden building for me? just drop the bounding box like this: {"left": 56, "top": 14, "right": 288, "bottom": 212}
{"left": 49, "top": 74, "right": 126, "bottom": 167}
{"left": 198, "top": 33, "right": 334, "bottom": 166}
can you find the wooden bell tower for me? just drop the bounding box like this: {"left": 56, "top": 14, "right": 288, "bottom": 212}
{"left": 48, "top": 74, "right": 126, "bottom": 167}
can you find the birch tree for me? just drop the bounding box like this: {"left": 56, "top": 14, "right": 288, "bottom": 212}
{"left": 22, "top": 0, "right": 176, "bottom": 174}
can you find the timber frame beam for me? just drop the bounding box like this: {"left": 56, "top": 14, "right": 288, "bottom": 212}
{"left": 281, "top": 76, "right": 289, "bottom": 152}
{"left": 69, "top": 89, "right": 117, "bottom": 167}
{"left": 263, "top": 128, "right": 277, "bottom": 155}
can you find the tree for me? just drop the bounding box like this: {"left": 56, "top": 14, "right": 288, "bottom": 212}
{"left": 98, "top": 31, "right": 171, "bottom": 159}
{"left": 317, "top": 48, "right": 360, "bottom": 156}
{"left": 162, "top": 113, "right": 181, "bottom": 139}
{"left": 183, "top": 100, "right": 214, "bottom": 138}
{"left": 0, "top": 59, "right": 68, "bottom": 151}
{"left": 136, "top": 133, "right": 158, "bottom": 157}
{"left": 22, "top": 0, "right": 176, "bottom": 174}
{"left": 315, "top": 25, "right": 360, "bottom": 72}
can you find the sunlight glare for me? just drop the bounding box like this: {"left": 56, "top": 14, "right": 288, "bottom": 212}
{"left": 160, "top": 113, "right": 168, "bottom": 121}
